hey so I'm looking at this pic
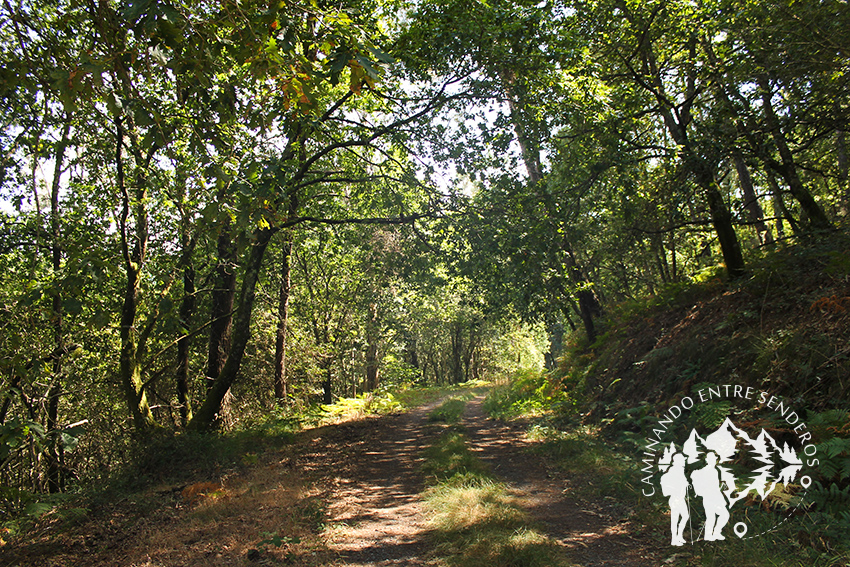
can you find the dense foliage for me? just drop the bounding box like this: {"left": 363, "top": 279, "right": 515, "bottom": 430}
{"left": 1, "top": 0, "right": 847, "bottom": 541}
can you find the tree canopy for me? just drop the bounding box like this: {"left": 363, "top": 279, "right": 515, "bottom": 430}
{"left": 0, "top": 0, "right": 847, "bottom": 517}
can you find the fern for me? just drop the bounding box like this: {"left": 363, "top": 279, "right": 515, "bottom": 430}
{"left": 808, "top": 481, "right": 850, "bottom": 516}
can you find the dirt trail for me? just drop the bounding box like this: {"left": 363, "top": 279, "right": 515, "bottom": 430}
{"left": 461, "top": 395, "right": 662, "bottom": 566}
{"left": 296, "top": 400, "right": 444, "bottom": 566}
{"left": 309, "top": 393, "right": 663, "bottom": 566}
{"left": 2, "top": 392, "right": 663, "bottom": 567}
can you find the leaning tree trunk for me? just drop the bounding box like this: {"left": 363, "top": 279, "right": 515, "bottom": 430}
{"left": 501, "top": 68, "right": 602, "bottom": 341}
{"left": 733, "top": 153, "right": 773, "bottom": 244}
{"left": 642, "top": 33, "right": 746, "bottom": 279}
{"left": 695, "top": 162, "right": 747, "bottom": 279}
{"left": 657, "top": 106, "right": 746, "bottom": 279}
{"left": 703, "top": 39, "right": 772, "bottom": 247}
{"left": 190, "top": 228, "right": 276, "bottom": 431}
{"left": 758, "top": 76, "right": 832, "bottom": 231}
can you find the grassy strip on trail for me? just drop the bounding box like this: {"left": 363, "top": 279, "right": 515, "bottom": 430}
{"left": 427, "top": 391, "right": 476, "bottom": 423}
{"left": 421, "top": 396, "right": 572, "bottom": 567}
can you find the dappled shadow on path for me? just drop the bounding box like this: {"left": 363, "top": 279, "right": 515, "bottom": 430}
{"left": 294, "top": 402, "right": 443, "bottom": 567}
{"left": 462, "top": 396, "right": 662, "bottom": 567}
{"left": 296, "top": 394, "right": 663, "bottom": 566}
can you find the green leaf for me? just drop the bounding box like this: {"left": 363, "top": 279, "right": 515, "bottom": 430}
{"left": 120, "top": 0, "right": 154, "bottom": 23}
{"left": 27, "top": 422, "right": 46, "bottom": 438}
{"left": 59, "top": 431, "right": 81, "bottom": 452}
{"left": 365, "top": 45, "right": 395, "bottom": 64}
{"left": 88, "top": 310, "right": 111, "bottom": 329}
{"left": 62, "top": 297, "right": 83, "bottom": 315}
{"left": 354, "top": 55, "right": 379, "bottom": 79}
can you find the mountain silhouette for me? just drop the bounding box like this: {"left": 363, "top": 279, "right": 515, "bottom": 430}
{"left": 663, "top": 419, "right": 802, "bottom": 509}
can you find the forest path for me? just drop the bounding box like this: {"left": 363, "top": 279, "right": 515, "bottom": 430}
{"left": 308, "top": 391, "right": 663, "bottom": 566}
{"left": 460, "top": 395, "right": 662, "bottom": 566}
{"left": 2, "top": 389, "right": 664, "bottom": 567}
{"left": 298, "top": 398, "right": 443, "bottom": 566}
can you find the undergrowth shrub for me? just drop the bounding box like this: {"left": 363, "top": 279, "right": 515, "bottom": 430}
{"left": 319, "top": 389, "right": 404, "bottom": 421}
{"left": 798, "top": 409, "right": 850, "bottom": 554}
{"left": 483, "top": 369, "right": 575, "bottom": 420}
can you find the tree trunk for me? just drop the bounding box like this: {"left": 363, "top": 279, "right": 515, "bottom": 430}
{"left": 207, "top": 225, "right": 237, "bottom": 387}
{"left": 115, "top": 118, "right": 156, "bottom": 433}
{"left": 321, "top": 358, "right": 333, "bottom": 404}
{"left": 46, "top": 120, "right": 70, "bottom": 493}
{"left": 364, "top": 302, "right": 380, "bottom": 392}
{"left": 837, "top": 123, "right": 849, "bottom": 216}
{"left": 175, "top": 250, "right": 195, "bottom": 427}
{"left": 562, "top": 249, "right": 602, "bottom": 342}
{"left": 273, "top": 234, "right": 293, "bottom": 401}
{"left": 733, "top": 153, "right": 773, "bottom": 244}
{"left": 703, "top": 37, "right": 773, "bottom": 249}
{"left": 450, "top": 322, "right": 463, "bottom": 384}
{"left": 205, "top": 222, "right": 238, "bottom": 427}
{"left": 669, "top": 232, "right": 678, "bottom": 281}
{"left": 500, "top": 69, "right": 543, "bottom": 184}
{"left": 702, "top": 171, "right": 747, "bottom": 279}
{"left": 758, "top": 76, "right": 832, "bottom": 231}
{"left": 659, "top": 109, "right": 747, "bottom": 279}
{"left": 190, "top": 228, "right": 276, "bottom": 431}
{"left": 501, "top": 68, "right": 603, "bottom": 341}
{"left": 404, "top": 333, "right": 419, "bottom": 369}
{"left": 640, "top": 34, "right": 746, "bottom": 279}
{"left": 765, "top": 170, "right": 800, "bottom": 237}
{"left": 173, "top": 165, "right": 196, "bottom": 427}
{"left": 544, "top": 316, "right": 564, "bottom": 371}
{"left": 463, "top": 325, "right": 478, "bottom": 381}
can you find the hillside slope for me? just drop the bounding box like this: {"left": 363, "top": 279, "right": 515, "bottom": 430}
{"left": 564, "top": 232, "right": 850, "bottom": 416}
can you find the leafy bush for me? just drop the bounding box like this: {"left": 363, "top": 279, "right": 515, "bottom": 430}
{"left": 483, "top": 369, "right": 575, "bottom": 420}
{"left": 380, "top": 355, "right": 423, "bottom": 386}
{"left": 320, "top": 390, "right": 404, "bottom": 421}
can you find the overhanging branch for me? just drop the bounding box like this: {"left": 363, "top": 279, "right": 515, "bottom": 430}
{"left": 280, "top": 210, "right": 441, "bottom": 228}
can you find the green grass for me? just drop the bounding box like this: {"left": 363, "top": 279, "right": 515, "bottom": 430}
{"left": 425, "top": 473, "right": 568, "bottom": 567}
{"left": 422, "top": 429, "right": 488, "bottom": 483}
{"left": 421, "top": 417, "right": 573, "bottom": 567}
{"left": 428, "top": 396, "right": 471, "bottom": 423}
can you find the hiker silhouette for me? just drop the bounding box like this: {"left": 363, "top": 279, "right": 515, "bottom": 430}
{"left": 660, "top": 452, "right": 689, "bottom": 546}
{"left": 690, "top": 451, "right": 730, "bottom": 541}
